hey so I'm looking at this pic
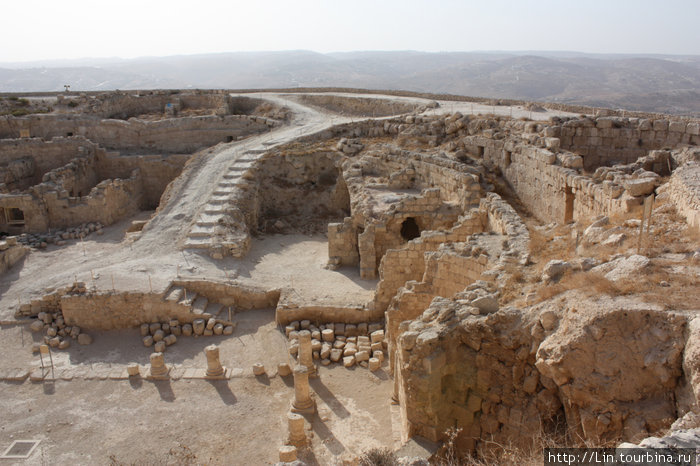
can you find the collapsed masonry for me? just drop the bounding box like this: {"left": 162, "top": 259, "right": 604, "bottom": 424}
{"left": 5, "top": 91, "right": 700, "bottom": 458}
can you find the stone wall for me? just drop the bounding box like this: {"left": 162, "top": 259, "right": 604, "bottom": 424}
{"left": 0, "top": 137, "right": 98, "bottom": 191}
{"left": 0, "top": 238, "right": 27, "bottom": 274}
{"left": 170, "top": 280, "right": 280, "bottom": 309}
{"left": 553, "top": 117, "right": 700, "bottom": 170}
{"left": 61, "top": 291, "right": 199, "bottom": 330}
{"left": 0, "top": 114, "right": 275, "bottom": 154}
{"left": 661, "top": 163, "right": 700, "bottom": 232}
{"left": 394, "top": 297, "right": 692, "bottom": 453}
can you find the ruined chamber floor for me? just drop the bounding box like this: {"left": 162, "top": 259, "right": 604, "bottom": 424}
{"left": 0, "top": 309, "right": 394, "bottom": 464}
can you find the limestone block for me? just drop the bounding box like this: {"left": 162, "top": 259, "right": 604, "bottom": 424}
{"left": 140, "top": 323, "right": 150, "bottom": 336}
{"left": 171, "top": 325, "right": 182, "bottom": 336}
{"left": 356, "top": 351, "right": 370, "bottom": 362}
{"left": 288, "top": 331, "right": 299, "bottom": 341}
{"left": 357, "top": 323, "right": 368, "bottom": 335}
{"left": 669, "top": 121, "right": 686, "bottom": 133}
{"left": 343, "top": 356, "right": 356, "bottom": 368}
{"left": 290, "top": 321, "right": 300, "bottom": 330}
{"left": 300, "top": 320, "right": 311, "bottom": 329}
{"left": 358, "top": 335, "right": 370, "bottom": 345}
{"left": 311, "top": 330, "right": 321, "bottom": 340}
{"left": 370, "top": 330, "right": 385, "bottom": 344}
{"left": 149, "top": 323, "right": 161, "bottom": 335}
{"left": 193, "top": 319, "right": 205, "bottom": 335}
{"left": 333, "top": 340, "right": 346, "bottom": 349}
{"left": 164, "top": 334, "right": 177, "bottom": 346}
{"left": 182, "top": 324, "right": 193, "bottom": 336}
{"left": 371, "top": 342, "right": 383, "bottom": 352}
{"left": 368, "top": 323, "right": 383, "bottom": 334}
{"left": 213, "top": 323, "right": 224, "bottom": 335}
{"left": 335, "top": 323, "right": 345, "bottom": 336}
{"left": 345, "top": 324, "right": 357, "bottom": 337}
{"left": 58, "top": 340, "right": 70, "bottom": 350}
{"left": 623, "top": 178, "right": 656, "bottom": 197}
{"left": 77, "top": 333, "right": 93, "bottom": 345}
{"left": 542, "top": 260, "right": 571, "bottom": 282}
{"left": 206, "top": 318, "right": 216, "bottom": 330}
{"left": 223, "top": 325, "right": 234, "bottom": 335}
{"left": 369, "top": 358, "right": 381, "bottom": 372}
{"left": 154, "top": 341, "right": 166, "bottom": 353}
{"left": 687, "top": 123, "right": 700, "bottom": 136}
{"left": 203, "top": 329, "right": 213, "bottom": 336}
{"left": 472, "top": 295, "right": 499, "bottom": 314}
{"left": 285, "top": 325, "right": 295, "bottom": 337}
{"left": 320, "top": 343, "right": 331, "bottom": 360}
{"left": 343, "top": 346, "right": 357, "bottom": 357}
{"left": 153, "top": 329, "right": 165, "bottom": 342}
{"left": 330, "top": 348, "right": 343, "bottom": 362}
{"left": 30, "top": 320, "right": 44, "bottom": 332}
{"left": 321, "top": 358, "right": 331, "bottom": 366}
{"left": 143, "top": 336, "right": 154, "bottom": 347}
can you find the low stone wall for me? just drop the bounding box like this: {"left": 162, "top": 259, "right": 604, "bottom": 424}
{"left": 171, "top": 280, "right": 280, "bottom": 309}
{"left": 275, "top": 294, "right": 381, "bottom": 326}
{"left": 0, "top": 239, "right": 27, "bottom": 274}
{"left": 61, "top": 291, "right": 198, "bottom": 330}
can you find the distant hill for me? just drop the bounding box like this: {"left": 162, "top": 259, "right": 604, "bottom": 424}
{"left": 1, "top": 50, "right": 699, "bottom": 116}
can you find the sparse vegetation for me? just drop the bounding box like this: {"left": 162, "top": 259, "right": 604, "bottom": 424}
{"left": 359, "top": 447, "right": 398, "bottom": 466}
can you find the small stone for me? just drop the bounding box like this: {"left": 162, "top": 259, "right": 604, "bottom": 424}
{"left": 369, "top": 357, "right": 381, "bottom": 371}
{"left": 77, "top": 333, "right": 93, "bottom": 345}
{"left": 355, "top": 350, "right": 370, "bottom": 362}
{"left": 143, "top": 336, "right": 154, "bottom": 347}
{"left": 289, "top": 330, "right": 299, "bottom": 341}
{"left": 311, "top": 339, "right": 322, "bottom": 352}
{"left": 171, "top": 325, "right": 182, "bottom": 336}
{"left": 140, "top": 323, "right": 150, "bottom": 336}
{"left": 278, "top": 363, "right": 292, "bottom": 377}
{"left": 149, "top": 323, "right": 161, "bottom": 335}
{"left": 345, "top": 324, "right": 358, "bottom": 337}
{"left": 46, "top": 326, "right": 57, "bottom": 337}
{"left": 161, "top": 323, "right": 170, "bottom": 334}
{"left": 300, "top": 320, "right": 311, "bottom": 330}
{"left": 343, "top": 356, "right": 356, "bottom": 368}
{"left": 49, "top": 337, "right": 61, "bottom": 348}
{"left": 289, "top": 341, "right": 299, "bottom": 356}
{"left": 154, "top": 341, "right": 166, "bottom": 353}
{"left": 206, "top": 318, "right": 216, "bottom": 330}
{"left": 290, "top": 321, "right": 300, "bottom": 330}
{"left": 252, "top": 363, "right": 266, "bottom": 376}
{"left": 368, "top": 323, "right": 383, "bottom": 334}
{"left": 335, "top": 323, "right": 345, "bottom": 336}
{"left": 153, "top": 329, "right": 165, "bottom": 342}
{"left": 213, "top": 323, "right": 224, "bottom": 335}
{"left": 193, "top": 319, "right": 205, "bottom": 335}
{"left": 30, "top": 320, "right": 44, "bottom": 332}
{"left": 330, "top": 348, "right": 343, "bottom": 362}
{"left": 285, "top": 325, "right": 295, "bottom": 337}
{"left": 182, "top": 324, "right": 193, "bottom": 336}
{"left": 223, "top": 325, "right": 234, "bottom": 335}
{"left": 373, "top": 350, "right": 384, "bottom": 362}
{"left": 164, "top": 334, "right": 177, "bottom": 346}
{"left": 58, "top": 340, "right": 71, "bottom": 350}
{"left": 203, "top": 329, "right": 213, "bottom": 336}
{"left": 321, "top": 358, "right": 331, "bottom": 366}
{"left": 311, "top": 330, "right": 321, "bottom": 340}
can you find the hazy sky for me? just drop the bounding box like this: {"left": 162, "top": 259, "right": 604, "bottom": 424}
{"left": 3, "top": 0, "right": 699, "bottom": 63}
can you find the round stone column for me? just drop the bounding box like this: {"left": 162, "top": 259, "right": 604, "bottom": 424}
{"left": 205, "top": 345, "right": 224, "bottom": 377}
{"left": 291, "top": 364, "right": 315, "bottom": 413}
{"left": 149, "top": 352, "right": 169, "bottom": 378}
{"left": 297, "top": 330, "right": 315, "bottom": 375}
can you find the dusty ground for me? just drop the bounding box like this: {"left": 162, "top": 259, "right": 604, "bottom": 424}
{"left": 0, "top": 309, "right": 393, "bottom": 465}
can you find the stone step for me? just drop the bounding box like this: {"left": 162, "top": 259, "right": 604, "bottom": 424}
{"left": 218, "top": 181, "right": 238, "bottom": 188}
{"left": 196, "top": 213, "right": 224, "bottom": 225}
{"left": 163, "top": 285, "right": 184, "bottom": 302}
{"left": 222, "top": 173, "right": 242, "bottom": 180}
{"left": 192, "top": 296, "right": 208, "bottom": 315}
{"left": 228, "top": 165, "right": 248, "bottom": 172}
{"left": 209, "top": 196, "right": 230, "bottom": 205}
{"left": 205, "top": 302, "right": 223, "bottom": 317}
{"left": 204, "top": 205, "right": 227, "bottom": 214}
{"left": 189, "top": 225, "right": 217, "bottom": 237}
{"left": 183, "top": 238, "right": 212, "bottom": 249}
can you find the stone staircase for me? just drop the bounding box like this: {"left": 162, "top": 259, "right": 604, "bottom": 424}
{"left": 183, "top": 149, "right": 265, "bottom": 256}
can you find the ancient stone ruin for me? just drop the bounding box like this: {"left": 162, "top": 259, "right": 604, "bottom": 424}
{"left": 0, "top": 89, "right": 698, "bottom": 463}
